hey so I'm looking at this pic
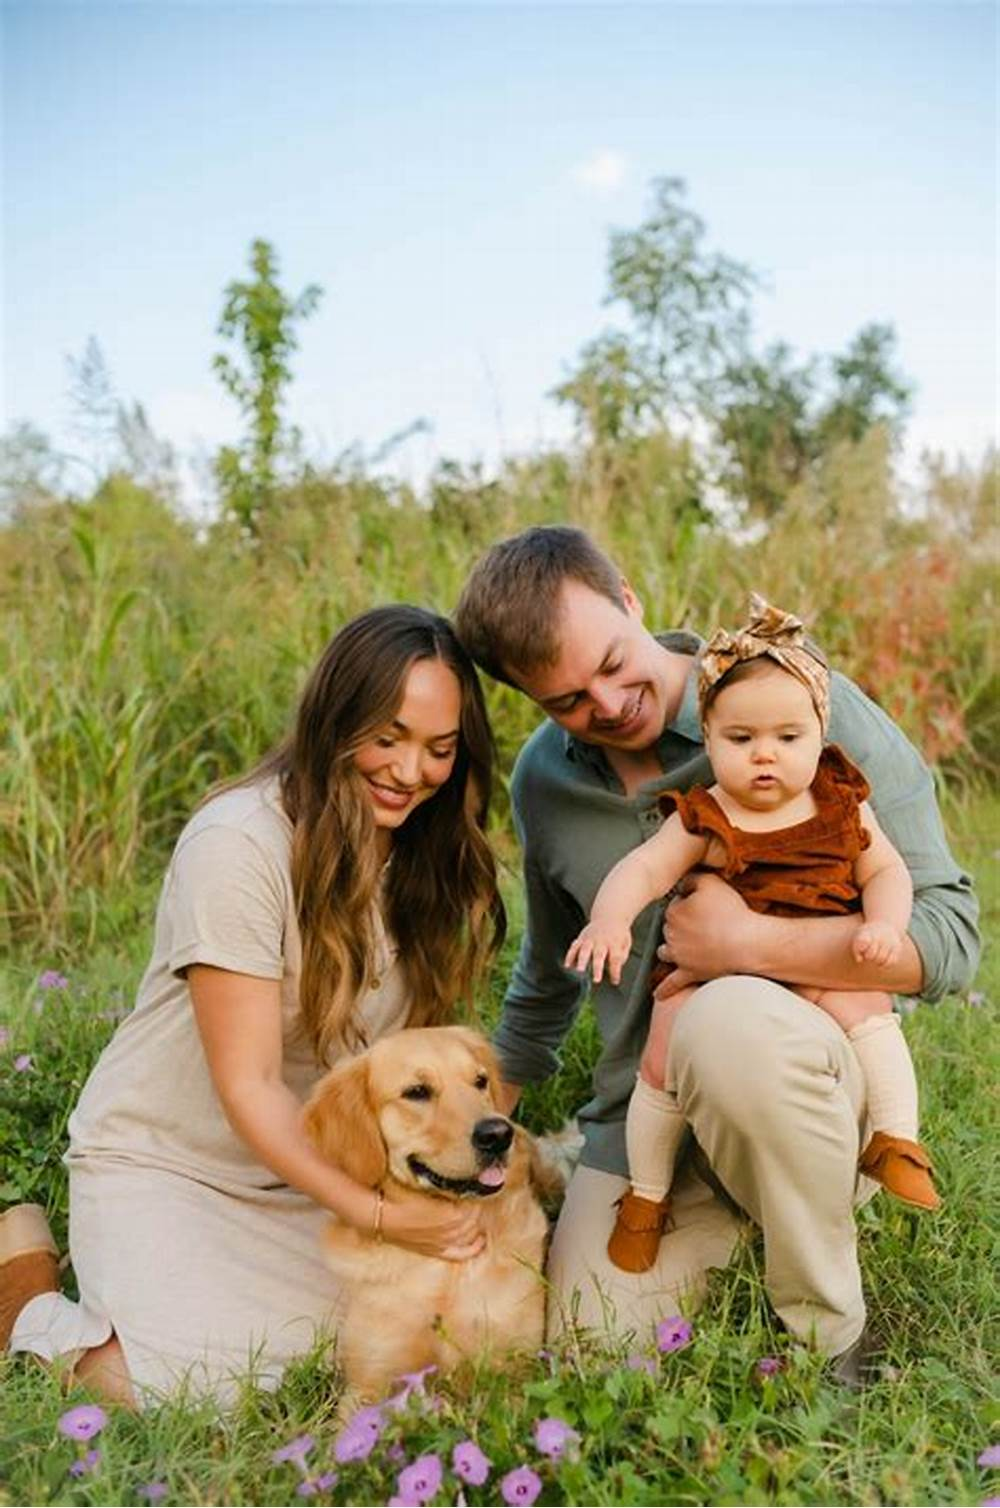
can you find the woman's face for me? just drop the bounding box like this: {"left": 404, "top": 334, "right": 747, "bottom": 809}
{"left": 353, "top": 657, "right": 463, "bottom": 835}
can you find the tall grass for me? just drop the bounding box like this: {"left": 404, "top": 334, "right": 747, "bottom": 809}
{"left": 2, "top": 430, "right": 994, "bottom": 950}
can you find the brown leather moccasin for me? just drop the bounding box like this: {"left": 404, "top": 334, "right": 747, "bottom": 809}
{"left": 0, "top": 1203, "right": 60, "bottom": 1351}
{"left": 607, "top": 1189, "right": 673, "bottom": 1273}
{"left": 859, "top": 1133, "right": 941, "bottom": 1211}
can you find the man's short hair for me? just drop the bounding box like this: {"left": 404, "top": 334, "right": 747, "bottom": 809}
{"left": 454, "top": 525, "right": 627, "bottom": 684}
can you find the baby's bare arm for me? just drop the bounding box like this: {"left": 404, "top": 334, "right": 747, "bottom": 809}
{"left": 852, "top": 804, "right": 914, "bottom": 967}
{"left": 565, "top": 815, "right": 707, "bottom": 984}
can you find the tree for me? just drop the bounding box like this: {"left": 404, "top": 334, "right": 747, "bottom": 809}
{"left": 213, "top": 239, "right": 322, "bottom": 534}
{"left": 814, "top": 323, "right": 912, "bottom": 450}
{"left": 552, "top": 331, "right": 663, "bottom": 447}
{"left": 712, "top": 326, "right": 913, "bottom": 517}
{"left": 605, "top": 176, "right": 757, "bottom": 415}
{"left": 555, "top": 177, "right": 757, "bottom": 448}
{"left": 712, "top": 342, "right": 817, "bottom": 516}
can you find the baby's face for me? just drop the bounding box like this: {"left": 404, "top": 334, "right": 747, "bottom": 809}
{"left": 703, "top": 666, "right": 824, "bottom": 811}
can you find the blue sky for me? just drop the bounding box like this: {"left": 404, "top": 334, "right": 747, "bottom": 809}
{"left": 3, "top": 1, "right": 996, "bottom": 500}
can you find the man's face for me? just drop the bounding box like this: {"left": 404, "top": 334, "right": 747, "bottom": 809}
{"left": 507, "top": 578, "right": 674, "bottom": 752}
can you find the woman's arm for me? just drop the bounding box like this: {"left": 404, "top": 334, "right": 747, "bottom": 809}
{"left": 188, "top": 966, "right": 484, "bottom": 1259}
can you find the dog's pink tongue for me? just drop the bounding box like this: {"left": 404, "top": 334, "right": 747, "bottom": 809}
{"left": 478, "top": 1164, "right": 506, "bottom": 1188}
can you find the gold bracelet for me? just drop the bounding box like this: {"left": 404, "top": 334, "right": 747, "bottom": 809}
{"left": 372, "top": 1186, "right": 385, "bottom": 1243}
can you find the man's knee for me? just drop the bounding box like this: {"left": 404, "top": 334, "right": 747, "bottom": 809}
{"left": 670, "top": 976, "right": 847, "bottom": 1130}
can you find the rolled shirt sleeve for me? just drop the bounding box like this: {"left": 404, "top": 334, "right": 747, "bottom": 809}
{"left": 827, "top": 671, "right": 980, "bottom": 1000}
{"left": 493, "top": 850, "right": 588, "bottom": 1084}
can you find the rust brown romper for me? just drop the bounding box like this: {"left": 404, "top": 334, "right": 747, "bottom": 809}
{"left": 660, "top": 744, "right": 872, "bottom": 919}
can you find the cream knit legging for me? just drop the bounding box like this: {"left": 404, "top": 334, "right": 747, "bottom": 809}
{"left": 547, "top": 976, "right": 874, "bottom": 1356}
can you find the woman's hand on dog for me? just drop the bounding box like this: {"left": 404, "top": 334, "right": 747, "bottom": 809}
{"left": 381, "top": 1187, "right": 486, "bottom": 1261}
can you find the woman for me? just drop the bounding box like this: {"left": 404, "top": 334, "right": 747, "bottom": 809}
{"left": 0, "top": 605, "right": 505, "bottom": 1406}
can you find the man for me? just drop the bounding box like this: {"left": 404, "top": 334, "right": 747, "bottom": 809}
{"left": 454, "top": 525, "right": 978, "bottom": 1375}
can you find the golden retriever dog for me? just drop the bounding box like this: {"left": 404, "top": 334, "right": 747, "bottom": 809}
{"left": 303, "top": 1025, "right": 555, "bottom": 1401}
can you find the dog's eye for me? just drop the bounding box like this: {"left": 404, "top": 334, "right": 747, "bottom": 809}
{"left": 402, "top": 1083, "right": 433, "bottom": 1102}
{"left": 474, "top": 1073, "right": 489, "bottom": 1091}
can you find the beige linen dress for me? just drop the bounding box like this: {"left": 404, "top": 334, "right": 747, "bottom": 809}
{"left": 10, "top": 779, "right": 409, "bottom": 1405}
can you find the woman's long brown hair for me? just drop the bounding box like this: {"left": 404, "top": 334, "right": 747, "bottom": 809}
{"left": 236, "top": 606, "right": 505, "bottom": 1063}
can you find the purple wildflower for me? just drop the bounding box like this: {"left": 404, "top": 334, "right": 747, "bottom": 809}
{"left": 979, "top": 1447, "right": 1000, "bottom": 1468}
{"left": 39, "top": 970, "right": 69, "bottom": 990}
{"left": 626, "top": 1352, "right": 657, "bottom": 1375}
{"left": 452, "top": 1439, "right": 491, "bottom": 1486}
{"left": 387, "top": 1363, "right": 439, "bottom": 1412}
{"left": 534, "top": 1415, "right": 580, "bottom": 1461}
{"left": 137, "top": 1484, "right": 168, "bottom": 1504}
{"left": 395, "top": 1363, "right": 437, "bottom": 1396}
{"left": 332, "top": 1404, "right": 383, "bottom": 1463}
{"left": 58, "top": 1404, "right": 107, "bottom": 1441}
{"left": 982, "top": 1499, "right": 1000, "bottom": 1507}
{"left": 756, "top": 1356, "right": 783, "bottom": 1377}
{"left": 13, "top": 1053, "right": 33, "bottom": 1073}
{"left": 396, "top": 1453, "right": 443, "bottom": 1505}
{"left": 500, "top": 1465, "right": 543, "bottom": 1506}
{"left": 295, "top": 1467, "right": 337, "bottom": 1497}
{"left": 656, "top": 1315, "right": 693, "bottom": 1353}
{"left": 272, "top": 1433, "right": 315, "bottom": 1466}
{"left": 967, "top": 991, "right": 986, "bottom": 1007}
{"left": 68, "top": 1449, "right": 101, "bottom": 1478}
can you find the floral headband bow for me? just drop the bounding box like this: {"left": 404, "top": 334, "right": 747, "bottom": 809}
{"left": 697, "top": 592, "right": 830, "bottom": 732}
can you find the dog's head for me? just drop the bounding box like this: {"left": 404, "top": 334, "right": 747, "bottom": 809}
{"left": 303, "top": 1025, "right": 520, "bottom": 1199}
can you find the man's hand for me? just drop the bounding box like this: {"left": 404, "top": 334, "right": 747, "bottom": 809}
{"left": 852, "top": 919, "right": 903, "bottom": 967}
{"left": 658, "top": 872, "right": 924, "bottom": 996}
{"left": 657, "top": 872, "right": 757, "bottom": 981}
{"left": 651, "top": 965, "right": 701, "bottom": 1002}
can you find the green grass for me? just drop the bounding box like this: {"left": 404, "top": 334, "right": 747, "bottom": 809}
{"left": 1, "top": 795, "right": 997, "bottom": 1506}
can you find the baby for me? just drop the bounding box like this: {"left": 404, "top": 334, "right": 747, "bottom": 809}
{"left": 565, "top": 595, "right": 941, "bottom": 1274}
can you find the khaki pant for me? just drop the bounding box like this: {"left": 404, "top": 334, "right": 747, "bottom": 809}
{"left": 547, "top": 976, "right": 874, "bottom": 1355}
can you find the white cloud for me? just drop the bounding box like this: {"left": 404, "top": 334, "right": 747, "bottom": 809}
{"left": 570, "top": 149, "right": 627, "bottom": 193}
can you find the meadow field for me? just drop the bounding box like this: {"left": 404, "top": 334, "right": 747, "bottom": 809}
{"left": 1, "top": 429, "right": 997, "bottom": 1506}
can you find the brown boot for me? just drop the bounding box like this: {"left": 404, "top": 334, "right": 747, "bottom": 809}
{"left": 0, "top": 1204, "right": 60, "bottom": 1350}
{"left": 859, "top": 1133, "right": 941, "bottom": 1210}
{"left": 607, "top": 1189, "right": 673, "bottom": 1273}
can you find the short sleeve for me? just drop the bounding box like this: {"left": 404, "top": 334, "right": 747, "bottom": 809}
{"left": 820, "top": 744, "right": 872, "bottom": 853}
{"left": 822, "top": 743, "right": 871, "bottom": 805}
{"left": 659, "top": 787, "right": 743, "bottom": 875}
{"left": 165, "top": 824, "right": 288, "bottom": 981}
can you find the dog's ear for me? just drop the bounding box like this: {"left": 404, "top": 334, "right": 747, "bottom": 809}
{"left": 303, "top": 1056, "right": 388, "bottom": 1188}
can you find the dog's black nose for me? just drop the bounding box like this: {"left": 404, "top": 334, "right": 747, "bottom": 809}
{"left": 472, "top": 1117, "right": 514, "bottom": 1157}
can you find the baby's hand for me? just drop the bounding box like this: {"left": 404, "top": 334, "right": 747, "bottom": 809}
{"left": 853, "top": 919, "right": 903, "bottom": 967}
{"left": 565, "top": 921, "right": 632, "bottom": 985}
